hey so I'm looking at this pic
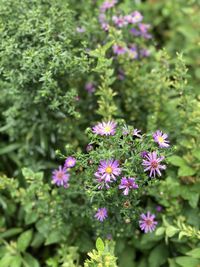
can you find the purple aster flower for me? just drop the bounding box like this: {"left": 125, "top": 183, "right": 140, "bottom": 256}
{"left": 112, "top": 44, "right": 127, "bottom": 55}
{"left": 130, "top": 11, "right": 143, "bottom": 24}
{"left": 94, "top": 207, "right": 108, "bottom": 222}
{"left": 112, "top": 15, "right": 128, "bottom": 28}
{"left": 64, "top": 156, "right": 76, "bottom": 168}
{"left": 133, "top": 129, "right": 142, "bottom": 138}
{"left": 128, "top": 46, "right": 138, "bottom": 59}
{"left": 95, "top": 159, "right": 121, "bottom": 185}
{"left": 130, "top": 27, "right": 140, "bottom": 36}
{"left": 85, "top": 82, "right": 95, "bottom": 94}
{"left": 76, "top": 26, "right": 86, "bottom": 33}
{"left": 153, "top": 130, "right": 170, "bottom": 148}
{"left": 138, "top": 23, "right": 152, "bottom": 39}
{"left": 52, "top": 166, "right": 70, "bottom": 187}
{"left": 122, "top": 125, "right": 131, "bottom": 135}
{"left": 142, "top": 151, "right": 166, "bottom": 177}
{"left": 119, "top": 177, "right": 138, "bottom": 195}
{"left": 139, "top": 211, "right": 157, "bottom": 233}
{"left": 92, "top": 121, "right": 117, "bottom": 136}
{"left": 140, "top": 151, "right": 148, "bottom": 158}
{"left": 100, "top": 0, "right": 117, "bottom": 12}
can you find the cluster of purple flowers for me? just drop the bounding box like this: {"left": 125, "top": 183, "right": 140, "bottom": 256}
{"left": 52, "top": 156, "right": 76, "bottom": 188}
{"left": 98, "top": 1, "right": 151, "bottom": 59}
{"left": 52, "top": 120, "right": 170, "bottom": 233}
{"left": 91, "top": 121, "right": 170, "bottom": 232}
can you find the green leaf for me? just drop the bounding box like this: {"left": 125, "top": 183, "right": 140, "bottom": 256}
{"left": 0, "top": 144, "right": 21, "bottom": 155}
{"left": 96, "top": 237, "right": 104, "bottom": 252}
{"left": 168, "top": 258, "right": 180, "bottom": 267}
{"left": 175, "top": 256, "right": 200, "bottom": 267}
{"left": 188, "top": 193, "right": 199, "bottom": 208}
{"left": 0, "top": 254, "right": 13, "bottom": 267}
{"left": 168, "top": 156, "right": 186, "bottom": 167}
{"left": 148, "top": 244, "right": 168, "bottom": 267}
{"left": 155, "top": 227, "right": 165, "bottom": 236}
{"left": 166, "top": 226, "right": 179, "bottom": 237}
{"left": 10, "top": 255, "right": 22, "bottom": 267}
{"left": 45, "top": 231, "right": 62, "bottom": 245}
{"left": 17, "top": 229, "right": 33, "bottom": 252}
{"left": 186, "top": 248, "right": 200, "bottom": 259}
{"left": 24, "top": 253, "right": 40, "bottom": 267}
{"left": 0, "top": 228, "right": 22, "bottom": 239}
{"left": 178, "top": 166, "right": 196, "bottom": 177}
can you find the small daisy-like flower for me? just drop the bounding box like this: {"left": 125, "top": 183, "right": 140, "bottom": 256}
{"left": 138, "top": 23, "right": 152, "bottom": 39}
{"left": 52, "top": 166, "right": 70, "bottom": 187}
{"left": 94, "top": 207, "right": 108, "bottom": 222}
{"left": 130, "top": 27, "right": 140, "bottom": 36}
{"left": 112, "top": 15, "right": 127, "bottom": 28}
{"left": 113, "top": 44, "right": 127, "bottom": 55}
{"left": 139, "top": 212, "right": 157, "bottom": 233}
{"left": 119, "top": 177, "right": 138, "bottom": 195}
{"left": 85, "top": 82, "right": 95, "bottom": 93}
{"left": 128, "top": 46, "right": 138, "bottom": 59}
{"left": 101, "top": 22, "right": 110, "bottom": 31}
{"left": 92, "top": 121, "right": 117, "bottom": 136}
{"left": 64, "top": 156, "right": 76, "bottom": 168}
{"left": 142, "top": 151, "right": 166, "bottom": 177}
{"left": 153, "top": 130, "right": 170, "bottom": 148}
{"left": 95, "top": 159, "right": 121, "bottom": 183}
{"left": 100, "top": 0, "right": 117, "bottom": 12}
{"left": 133, "top": 128, "right": 142, "bottom": 138}
{"left": 131, "top": 11, "right": 143, "bottom": 24}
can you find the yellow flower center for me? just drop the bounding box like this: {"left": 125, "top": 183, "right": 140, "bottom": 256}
{"left": 105, "top": 166, "right": 113, "bottom": 174}
{"left": 104, "top": 126, "right": 111, "bottom": 133}
{"left": 158, "top": 136, "right": 164, "bottom": 143}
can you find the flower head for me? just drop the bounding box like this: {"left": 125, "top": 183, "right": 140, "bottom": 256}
{"left": 52, "top": 166, "right": 70, "bottom": 187}
{"left": 113, "top": 44, "right": 127, "bottom": 55}
{"left": 95, "top": 159, "right": 121, "bottom": 186}
{"left": 130, "top": 11, "right": 143, "bottom": 23}
{"left": 100, "top": 0, "right": 117, "bottom": 12}
{"left": 139, "top": 212, "right": 157, "bottom": 233}
{"left": 64, "top": 156, "right": 76, "bottom": 168}
{"left": 128, "top": 46, "right": 138, "bottom": 59}
{"left": 112, "top": 15, "right": 127, "bottom": 28}
{"left": 138, "top": 23, "right": 152, "bottom": 39}
{"left": 142, "top": 151, "right": 166, "bottom": 177}
{"left": 95, "top": 207, "right": 108, "bottom": 222}
{"left": 85, "top": 82, "right": 95, "bottom": 93}
{"left": 119, "top": 177, "right": 138, "bottom": 195}
{"left": 153, "top": 130, "right": 170, "bottom": 148}
{"left": 92, "top": 121, "right": 117, "bottom": 136}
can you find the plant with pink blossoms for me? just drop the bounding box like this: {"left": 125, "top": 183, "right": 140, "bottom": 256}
{"left": 142, "top": 151, "right": 166, "bottom": 177}
{"left": 139, "top": 211, "right": 157, "bottom": 233}
{"left": 112, "top": 44, "right": 127, "bottom": 55}
{"left": 112, "top": 15, "right": 128, "bottom": 28}
{"left": 94, "top": 207, "right": 108, "bottom": 222}
{"left": 153, "top": 130, "right": 170, "bottom": 148}
{"left": 64, "top": 156, "right": 76, "bottom": 168}
{"left": 100, "top": 0, "right": 118, "bottom": 13}
{"left": 92, "top": 121, "right": 117, "bottom": 136}
{"left": 119, "top": 177, "right": 138, "bottom": 195}
{"left": 52, "top": 166, "right": 70, "bottom": 187}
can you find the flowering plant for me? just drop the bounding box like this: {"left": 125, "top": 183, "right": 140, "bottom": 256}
{"left": 53, "top": 121, "right": 171, "bottom": 237}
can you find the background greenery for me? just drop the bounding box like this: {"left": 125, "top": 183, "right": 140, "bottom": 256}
{"left": 0, "top": 0, "right": 199, "bottom": 266}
